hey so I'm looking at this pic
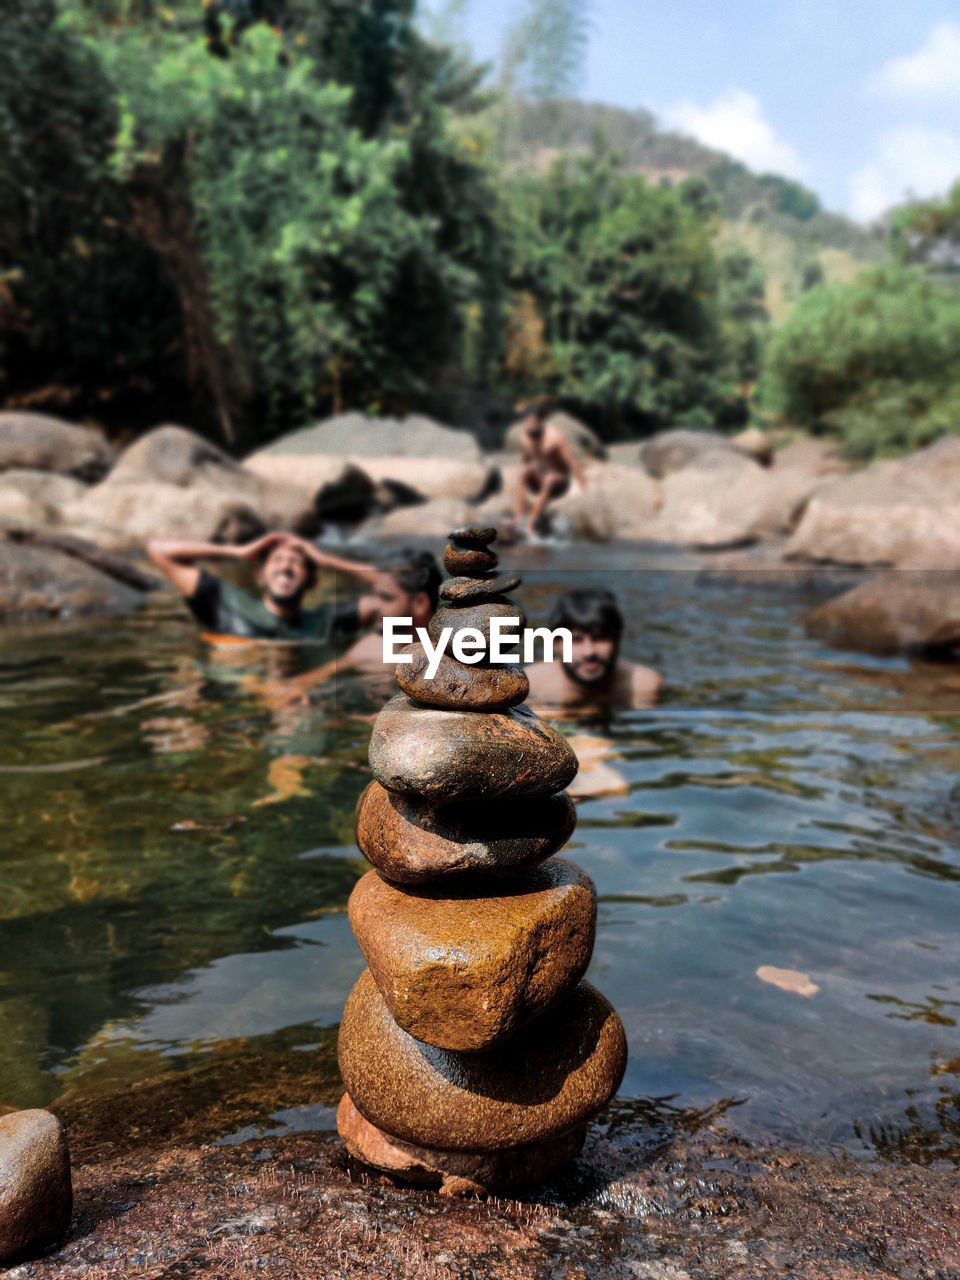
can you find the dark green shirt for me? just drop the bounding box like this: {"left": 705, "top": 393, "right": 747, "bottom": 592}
{"left": 186, "top": 569, "right": 361, "bottom": 642}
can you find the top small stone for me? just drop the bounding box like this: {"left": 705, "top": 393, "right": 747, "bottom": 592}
{"left": 449, "top": 526, "right": 497, "bottom": 547}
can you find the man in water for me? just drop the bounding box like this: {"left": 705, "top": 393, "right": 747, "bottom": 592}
{"left": 146, "top": 531, "right": 380, "bottom": 642}
{"left": 512, "top": 398, "right": 587, "bottom": 538}
{"left": 280, "top": 547, "right": 442, "bottom": 702}
{"left": 526, "top": 587, "right": 662, "bottom": 712}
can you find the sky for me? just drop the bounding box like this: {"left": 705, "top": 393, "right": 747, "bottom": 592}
{"left": 422, "top": 0, "right": 960, "bottom": 223}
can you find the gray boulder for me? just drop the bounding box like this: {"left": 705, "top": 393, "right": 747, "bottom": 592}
{"left": 806, "top": 571, "right": 960, "bottom": 654}
{"left": 0, "top": 1109, "right": 72, "bottom": 1262}
{"left": 256, "top": 412, "right": 482, "bottom": 461}
{"left": 0, "top": 532, "right": 154, "bottom": 621}
{"left": 786, "top": 437, "right": 960, "bottom": 569}
{"left": 639, "top": 428, "right": 745, "bottom": 479}
{"left": 0, "top": 412, "right": 116, "bottom": 482}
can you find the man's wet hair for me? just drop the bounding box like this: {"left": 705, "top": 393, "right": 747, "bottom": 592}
{"left": 518, "top": 394, "right": 558, "bottom": 423}
{"left": 257, "top": 537, "right": 317, "bottom": 590}
{"left": 378, "top": 548, "right": 442, "bottom": 609}
{"left": 548, "top": 588, "right": 624, "bottom": 643}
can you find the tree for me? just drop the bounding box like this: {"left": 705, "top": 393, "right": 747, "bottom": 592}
{"left": 504, "top": 155, "right": 737, "bottom": 432}
{"left": 758, "top": 264, "right": 960, "bottom": 459}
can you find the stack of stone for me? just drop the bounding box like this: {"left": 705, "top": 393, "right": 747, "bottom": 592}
{"left": 337, "top": 526, "right": 627, "bottom": 1195}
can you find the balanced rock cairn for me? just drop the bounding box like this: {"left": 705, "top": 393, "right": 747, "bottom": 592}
{"left": 337, "top": 526, "right": 627, "bottom": 1195}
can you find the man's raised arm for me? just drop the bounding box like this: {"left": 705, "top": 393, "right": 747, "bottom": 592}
{"left": 146, "top": 533, "right": 288, "bottom": 598}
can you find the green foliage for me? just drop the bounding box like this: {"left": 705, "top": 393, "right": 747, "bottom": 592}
{"left": 60, "top": 0, "right": 500, "bottom": 436}
{"left": 718, "top": 249, "right": 768, "bottom": 384}
{"left": 758, "top": 264, "right": 960, "bottom": 459}
{"left": 504, "top": 155, "right": 742, "bottom": 429}
{"left": 890, "top": 181, "right": 960, "bottom": 275}
{"left": 0, "top": 0, "right": 182, "bottom": 417}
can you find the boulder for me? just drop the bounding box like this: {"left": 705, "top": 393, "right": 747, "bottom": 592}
{"left": 550, "top": 463, "right": 661, "bottom": 541}
{"left": 349, "top": 858, "right": 596, "bottom": 1050}
{"left": 639, "top": 428, "right": 746, "bottom": 478}
{"left": 649, "top": 450, "right": 828, "bottom": 548}
{"left": 786, "top": 438, "right": 960, "bottom": 568}
{"left": 732, "top": 425, "right": 774, "bottom": 465}
{"left": 253, "top": 412, "right": 482, "bottom": 462}
{"left": 0, "top": 488, "right": 50, "bottom": 529}
{"left": 373, "top": 497, "right": 473, "bottom": 539}
{"left": 773, "top": 437, "right": 849, "bottom": 477}
{"left": 504, "top": 411, "right": 606, "bottom": 461}
{"left": 806, "top": 572, "right": 960, "bottom": 655}
{"left": 109, "top": 424, "right": 248, "bottom": 489}
{"left": 0, "top": 535, "right": 151, "bottom": 621}
{"left": 0, "top": 470, "right": 87, "bottom": 512}
{"left": 242, "top": 450, "right": 360, "bottom": 497}
{"left": 356, "top": 456, "right": 497, "bottom": 504}
{"left": 340, "top": 973, "right": 627, "bottom": 1152}
{"left": 60, "top": 482, "right": 267, "bottom": 550}
{"left": 62, "top": 425, "right": 317, "bottom": 546}
{"left": 0, "top": 412, "right": 115, "bottom": 482}
{"left": 0, "top": 1109, "right": 72, "bottom": 1262}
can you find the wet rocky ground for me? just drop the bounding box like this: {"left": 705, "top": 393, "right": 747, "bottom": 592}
{"left": 4, "top": 1030, "right": 959, "bottom": 1279}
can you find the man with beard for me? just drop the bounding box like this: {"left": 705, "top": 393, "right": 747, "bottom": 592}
{"left": 146, "top": 531, "right": 379, "bottom": 643}
{"left": 526, "top": 588, "right": 662, "bottom": 712}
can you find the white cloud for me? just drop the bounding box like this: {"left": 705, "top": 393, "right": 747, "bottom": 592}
{"left": 867, "top": 22, "right": 960, "bottom": 101}
{"left": 849, "top": 125, "right": 960, "bottom": 222}
{"left": 662, "top": 89, "right": 807, "bottom": 180}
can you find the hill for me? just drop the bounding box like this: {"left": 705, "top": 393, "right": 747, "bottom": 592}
{"left": 481, "top": 98, "right": 884, "bottom": 323}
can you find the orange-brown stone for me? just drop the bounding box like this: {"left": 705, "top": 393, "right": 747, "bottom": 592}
{"left": 439, "top": 574, "right": 521, "bottom": 603}
{"left": 336, "top": 1093, "right": 586, "bottom": 1196}
{"left": 355, "top": 782, "right": 576, "bottom": 884}
{"left": 443, "top": 545, "right": 497, "bottom": 576}
{"left": 369, "top": 696, "right": 578, "bottom": 802}
{"left": 395, "top": 644, "right": 528, "bottom": 710}
{"left": 339, "top": 974, "right": 627, "bottom": 1152}
{"left": 348, "top": 858, "right": 596, "bottom": 1051}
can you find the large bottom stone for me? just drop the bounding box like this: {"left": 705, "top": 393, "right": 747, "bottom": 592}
{"left": 349, "top": 858, "right": 596, "bottom": 1050}
{"left": 355, "top": 782, "right": 576, "bottom": 884}
{"left": 339, "top": 975, "right": 626, "bottom": 1152}
{"left": 0, "top": 1109, "right": 72, "bottom": 1263}
{"left": 337, "top": 1093, "right": 586, "bottom": 1196}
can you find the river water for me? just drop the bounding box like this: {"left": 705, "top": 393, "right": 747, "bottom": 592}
{"left": 2, "top": 544, "right": 959, "bottom": 1163}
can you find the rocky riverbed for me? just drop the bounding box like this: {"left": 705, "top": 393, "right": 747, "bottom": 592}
{"left": 6, "top": 1032, "right": 959, "bottom": 1279}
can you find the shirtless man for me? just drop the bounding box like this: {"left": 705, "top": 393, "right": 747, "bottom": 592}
{"left": 146, "top": 532, "right": 379, "bottom": 642}
{"left": 526, "top": 588, "right": 662, "bottom": 712}
{"left": 513, "top": 398, "right": 587, "bottom": 537}
{"left": 280, "top": 548, "right": 442, "bottom": 702}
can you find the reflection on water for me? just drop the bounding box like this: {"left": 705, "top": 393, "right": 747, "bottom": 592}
{"left": 2, "top": 550, "right": 960, "bottom": 1164}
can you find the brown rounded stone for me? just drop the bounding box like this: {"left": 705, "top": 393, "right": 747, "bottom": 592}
{"left": 356, "top": 782, "right": 576, "bottom": 884}
{"left": 337, "top": 1093, "right": 586, "bottom": 1195}
{"left": 369, "top": 695, "right": 578, "bottom": 802}
{"left": 427, "top": 599, "right": 528, "bottom": 648}
{"left": 443, "top": 545, "right": 498, "bottom": 576}
{"left": 339, "top": 975, "right": 627, "bottom": 1151}
{"left": 349, "top": 858, "right": 596, "bottom": 1051}
{"left": 439, "top": 574, "right": 521, "bottom": 603}
{"left": 449, "top": 525, "right": 497, "bottom": 546}
{"left": 395, "top": 644, "right": 528, "bottom": 710}
{"left": 0, "top": 1110, "right": 72, "bottom": 1263}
